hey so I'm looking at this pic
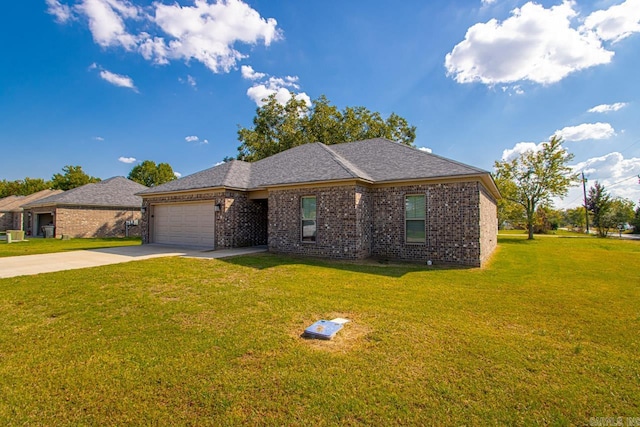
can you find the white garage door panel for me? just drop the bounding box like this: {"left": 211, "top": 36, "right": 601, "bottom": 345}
{"left": 153, "top": 203, "right": 215, "bottom": 247}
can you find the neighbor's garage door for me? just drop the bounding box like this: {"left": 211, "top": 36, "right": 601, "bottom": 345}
{"left": 153, "top": 202, "right": 215, "bottom": 247}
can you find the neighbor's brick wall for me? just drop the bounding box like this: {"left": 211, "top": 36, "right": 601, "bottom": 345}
{"left": 479, "top": 187, "right": 498, "bottom": 265}
{"left": 11, "top": 211, "right": 24, "bottom": 231}
{"left": 370, "top": 182, "right": 484, "bottom": 266}
{"left": 55, "top": 207, "right": 141, "bottom": 238}
{"left": 0, "top": 212, "right": 12, "bottom": 231}
{"left": 268, "top": 185, "right": 363, "bottom": 259}
{"left": 141, "top": 191, "right": 267, "bottom": 248}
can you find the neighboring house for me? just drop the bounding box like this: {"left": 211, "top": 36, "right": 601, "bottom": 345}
{"left": 0, "top": 190, "right": 63, "bottom": 232}
{"left": 22, "top": 177, "right": 147, "bottom": 238}
{"left": 138, "top": 138, "right": 500, "bottom": 266}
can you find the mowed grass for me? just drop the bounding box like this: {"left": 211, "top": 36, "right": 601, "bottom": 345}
{"left": 0, "top": 237, "right": 141, "bottom": 257}
{"left": 1, "top": 236, "right": 638, "bottom": 425}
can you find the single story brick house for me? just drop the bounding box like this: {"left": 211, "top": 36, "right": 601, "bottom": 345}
{"left": 0, "top": 189, "right": 63, "bottom": 232}
{"left": 138, "top": 138, "right": 500, "bottom": 267}
{"left": 22, "top": 177, "right": 147, "bottom": 238}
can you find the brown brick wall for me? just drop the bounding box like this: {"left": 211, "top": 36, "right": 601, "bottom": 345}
{"left": 371, "top": 182, "right": 484, "bottom": 266}
{"left": 55, "top": 207, "right": 141, "bottom": 238}
{"left": 219, "top": 191, "right": 268, "bottom": 248}
{"left": 479, "top": 187, "right": 498, "bottom": 265}
{"left": 268, "top": 185, "right": 363, "bottom": 259}
{"left": 21, "top": 206, "right": 140, "bottom": 238}
{"left": 355, "top": 185, "right": 373, "bottom": 258}
{"left": 0, "top": 212, "right": 12, "bottom": 231}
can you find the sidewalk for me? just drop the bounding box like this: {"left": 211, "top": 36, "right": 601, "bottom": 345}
{"left": 0, "top": 245, "right": 268, "bottom": 279}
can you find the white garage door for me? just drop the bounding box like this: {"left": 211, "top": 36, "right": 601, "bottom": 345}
{"left": 153, "top": 202, "right": 215, "bottom": 247}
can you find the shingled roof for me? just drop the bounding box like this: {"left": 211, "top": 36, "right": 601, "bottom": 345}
{"left": 23, "top": 177, "right": 147, "bottom": 209}
{"left": 139, "top": 138, "right": 497, "bottom": 196}
{"left": 0, "top": 190, "right": 64, "bottom": 212}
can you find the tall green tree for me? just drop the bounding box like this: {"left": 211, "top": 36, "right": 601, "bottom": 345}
{"left": 494, "top": 136, "right": 577, "bottom": 240}
{"left": 237, "top": 93, "right": 417, "bottom": 161}
{"left": 586, "top": 181, "right": 611, "bottom": 237}
{"left": 51, "top": 165, "right": 101, "bottom": 191}
{"left": 0, "top": 178, "right": 51, "bottom": 198}
{"left": 608, "top": 198, "right": 635, "bottom": 236}
{"left": 127, "top": 160, "right": 177, "bottom": 187}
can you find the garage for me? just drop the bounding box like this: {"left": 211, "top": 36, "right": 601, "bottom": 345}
{"left": 152, "top": 202, "right": 215, "bottom": 247}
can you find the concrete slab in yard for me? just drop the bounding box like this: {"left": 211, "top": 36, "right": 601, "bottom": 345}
{"left": 0, "top": 245, "right": 267, "bottom": 279}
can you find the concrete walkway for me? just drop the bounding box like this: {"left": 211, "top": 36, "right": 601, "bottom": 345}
{"left": 0, "top": 245, "right": 267, "bottom": 279}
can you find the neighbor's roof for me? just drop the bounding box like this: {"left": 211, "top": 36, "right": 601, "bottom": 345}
{"left": 0, "top": 190, "right": 64, "bottom": 212}
{"left": 138, "top": 138, "right": 498, "bottom": 197}
{"left": 22, "top": 177, "right": 147, "bottom": 209}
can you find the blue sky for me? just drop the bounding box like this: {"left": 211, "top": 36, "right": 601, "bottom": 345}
{"left": 1, "top": 0, "right": 639, "bottom": 207}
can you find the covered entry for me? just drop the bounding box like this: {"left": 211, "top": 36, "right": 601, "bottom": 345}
{"left": 152, "top": 202, "right": 215, "bottom": 248}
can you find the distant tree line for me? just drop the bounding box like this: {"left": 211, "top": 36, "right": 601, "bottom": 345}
{"left": 1, "top": 161, "right": 176, "bottom": 198}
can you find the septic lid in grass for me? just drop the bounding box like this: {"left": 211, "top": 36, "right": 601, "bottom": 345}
{"left": 303, "top": 320, "right": 344, "bottom": 340}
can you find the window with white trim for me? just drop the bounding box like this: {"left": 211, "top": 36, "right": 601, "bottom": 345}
{"left": 301, "top": 196, "right": 317, "bottom": 242}
{"left": 405, "top": 194, "right": 426, "bottom": 243}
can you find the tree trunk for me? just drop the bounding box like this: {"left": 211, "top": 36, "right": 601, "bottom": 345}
{"left": 528, "top": 223, "right": 534, "bottom": 240}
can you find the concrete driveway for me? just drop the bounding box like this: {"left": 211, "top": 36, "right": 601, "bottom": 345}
{"left": 0, "top": 245, "right": 267, "bottom": 279}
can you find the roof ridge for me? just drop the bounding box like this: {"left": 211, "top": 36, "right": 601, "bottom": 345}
{"left": 317, "top": 142, "right": 373, "bottom": 181}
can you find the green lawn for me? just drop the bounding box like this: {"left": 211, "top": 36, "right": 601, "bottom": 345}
{"left": 1, "top": 236, "right": 638, "bottom": 425}
{"left": 0, "top": 237, "right": 141, "bottom": 257}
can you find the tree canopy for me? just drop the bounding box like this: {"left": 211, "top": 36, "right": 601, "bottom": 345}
{"left": 586, "top": 182, "right": 635, "bottom": 237}
{"left": 236, "top": 94, "right": 417, "bottom": 161}
{"left": 0, "top": 178, "right": 51, "bottom": 198}
{"left": 127, "top": 160, "right": 177, "bottom": 187}
{"left": 51, "top": 165, "right": 101, "bottom": 191}
{"left": 494, "top": 136, "right": 577, "bottom": 240}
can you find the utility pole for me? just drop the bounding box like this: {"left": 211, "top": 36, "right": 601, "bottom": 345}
{"left": 582, "top": 172, "right": 589, "bottom": 234}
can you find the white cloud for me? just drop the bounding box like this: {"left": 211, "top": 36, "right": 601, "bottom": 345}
{"left": 243, "top": 69, "right": 310, "bottom": 106}
{"left": 501, "top": 141, "right": 544, "bottom": 161}
{"left": 99, "top": 69, "right": 137, "bottom": 90}
{"left": 46, "top": 0, "right": 73, "bottom": 23}
{"left": 482, "top": 0, "right": 497, "bottom": 5}
{"left": 554, "top": 122, "right": 616, "bottom": 141}
{"left": 118, "top": 156, "right": 136, "bottom": 163}
{"left": 75, "top": 0, "right": 140, "bottom": 50}
{"left": 149, "top": 0, "right": 281, "bottom": 73}
{"left": 58, "top": 0, "right": 280, "bottom": 74}
{"left": 583, "top": 0, "right": 640, "bottom": 44}
{"left": 556, "top": 152, "right": 640, "bottom": 209}
{"left": 417, "top": 146, "right": 433, "bottom": 153}
{"left": 174, "top": 171, "right": 182, "bottom": 178}
{"left": 187, "top": 75, "right": 196, "bottom": 87}
{"left": 445, "top": 1, "right": 614, "bottom": 85}
{"left": 241, "top": 65, "right": 266, "bottom": 80}
{"left": 588, "top": 102, "right": 628, "bottom": 113}
{"left": 93, "top": 136, "right": 104, "bottom": 141}
{"left": 214, "top": 161, "right": 225, "bottom": 166}
{"left": 185, "top": 135, "right": 209, "bottom": 144}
